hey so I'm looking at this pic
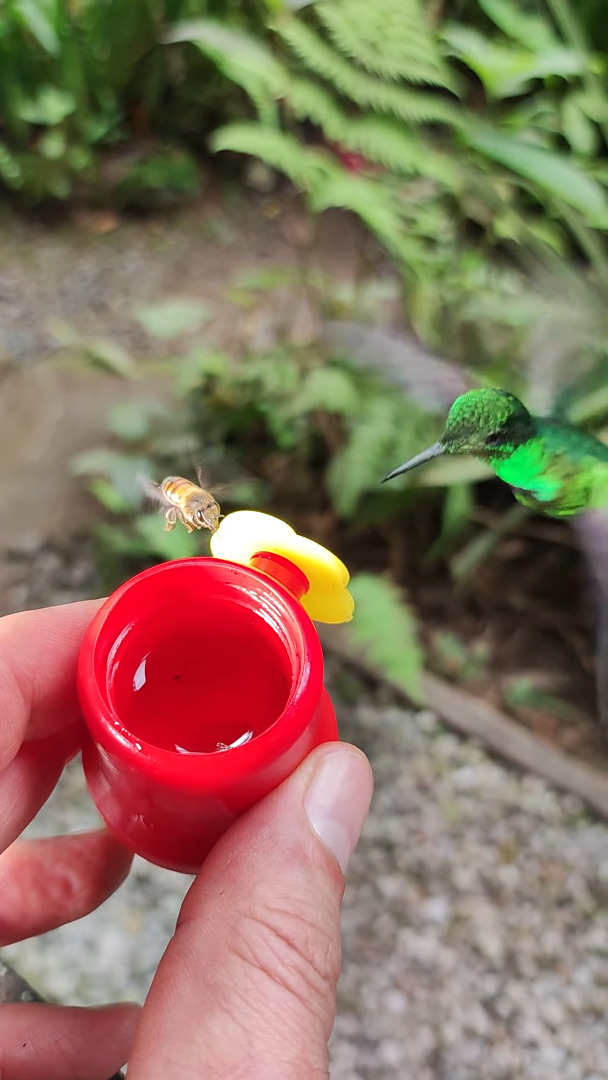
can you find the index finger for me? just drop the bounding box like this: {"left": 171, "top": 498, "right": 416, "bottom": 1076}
{"left": 0, "top": 599, "right": 104, "bottom": 771}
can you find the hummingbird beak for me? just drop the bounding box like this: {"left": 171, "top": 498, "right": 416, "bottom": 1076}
{"left": 382, "top": 441, "right": 445, "bottom": 483}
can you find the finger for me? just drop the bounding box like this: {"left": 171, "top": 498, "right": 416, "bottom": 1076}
{"left": 0, "top": 1001, "right": 139, "bottom": 1080}
{"left": 0, "top": 734, "right": 78, "bottom": 854}
{"left": 0, "top": 599, "right": 103, "bottom": 770}
{"left": 128, "top": 743, "right": 373, "bottom": 1080}
{"left": 0, "top": 828, "right": 133, "bottom": 945}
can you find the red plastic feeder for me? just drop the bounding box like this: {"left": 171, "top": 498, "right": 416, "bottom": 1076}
{"left": 77, "top": 556, "right": 338, "bottom": 873}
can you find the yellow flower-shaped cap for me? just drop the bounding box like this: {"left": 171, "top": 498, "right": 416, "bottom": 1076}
{"left": 209, "top": 510, "right": 354, "bottom": 624}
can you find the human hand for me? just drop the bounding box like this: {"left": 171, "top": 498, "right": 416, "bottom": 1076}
{"left": 0, "top": 600, "right": 373, "bottom": 1080}
{"left": 0, "top": 600, "right": 138, "bottom": 1078}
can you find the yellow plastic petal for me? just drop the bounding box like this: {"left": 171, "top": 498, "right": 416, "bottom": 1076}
{"left": 210, "top": 510, "right": 354, "bottom": 624}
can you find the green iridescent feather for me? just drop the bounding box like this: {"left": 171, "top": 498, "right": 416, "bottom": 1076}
{"left": 383, "top": 388, "right": 608, "bottom": 518}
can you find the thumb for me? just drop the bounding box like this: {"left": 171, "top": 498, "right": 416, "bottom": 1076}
{"left": 128, "top": 743, "right": 373, "bottom": 1080}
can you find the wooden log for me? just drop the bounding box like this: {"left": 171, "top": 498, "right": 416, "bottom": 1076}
{"left": 319, "top": 626, "right": 608, "bottom": 820}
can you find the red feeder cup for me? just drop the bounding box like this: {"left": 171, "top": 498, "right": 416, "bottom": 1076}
{"left": 77, "top": 556, "right": 338, "bottom": 874}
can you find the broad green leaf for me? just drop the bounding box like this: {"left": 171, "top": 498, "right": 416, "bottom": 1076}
{"left": 79, "top": 338, "right": 136, "bottom": 378}
{"left": 135, "top": 515, "right": 201, "bottom": 560}
{"left": 163, "top": 19, "right": 286, "bottom": 95}
{"left": 39, "top": 129, "right": 66, "bottom": 161}
{"left": 442, "top": 25, "right": 583, "bottom": 98}
{"left": 107, "top": 401, "right": 154, "bottom": 442}
{"left": 16, "top": 86, "right": 75, "bottom": 125}
{"left": 71, "top": 449, "right": 152, "bottom": 508}
{"left": 88, "top": 477, "right": 131, "bottom": 514}
{"left": 347, "top": 573, "right": 425, "bottom": 703}
{"left": 441, "top": 482, "right": 474, "bottom": 538}
{"left": 477, "top": 0, "right": 561, "bottom": 50}
{"left": 134, "top": 299, "right": 209, "bottom": 340}
{"left": 562, "top": 97, "right": 599, "bottom": 156}
{"left": 50, "top": 319, "right": 136, "bottom": 377}
{"left": 174, "top": 348, "right": 230, "bottom": 395}
{"left": 211, "top": 123, "right": 334, "bottom": 190}
{"left": 465, "top": 128, "right": 608, "bottom": 225}
{"left": 14, "top": 0, "right": 60, "bottom": 56}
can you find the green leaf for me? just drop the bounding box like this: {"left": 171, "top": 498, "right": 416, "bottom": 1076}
{"left": 135, "top": 515, "right": 202, "bottom": 560}
{"left": 88, "top": 477, "right": 131, "bottom": 514}
{"left": 316, "top": 0, "right": 455, "bottom": 88}
{"left": 292, "top": 367, "right": 360, "bottom": 416}
{"left": 465, "top": 128, "right": 608, "bottom": 225}
{"left": 133, "top": 299, "right": 210, "bottom": 340}
{"left": 442, "top": 25, "right": 583, "bottom": 98}
{"left": 107, "top": 401, "right": 154, "bottom": 442}
{"left": 16, "top": 86, "right": 75, "bottom": 125}
{"left": 39, "top": 129, "right": 66, "bottom": 161}
{"left": 71, "top": 449, "right": 152, "bottom": 508}
{"left": 50, "top": 319, "right": 136, "bottom": 377}
{"left": 14, "top": 0, "right": 60, "bottom": 56}
{"left": 163, "top": 19, "right": 286, "bottom": 96}
{"left": 277, "top": 18, "right": 461, "bottom": 124}
{"left": 562, "top": 96, "right": 599, "bottom": 156}
{"left": 347, "top": 573, "right": 425, "bottom": 703}
{"left": 211, "top": 123, "right": 334, "bottom": 190}
{"left": 174, "top": 348, "right": 230, "bottom": 396}
{"left": 441, "top": 482, "right": 474, "bottom": 538}
{"left": 326, "top": 396, "right": 399, "bottom": 516}
{"left": 477, "top": 0, "right": 562, "bottom": 51}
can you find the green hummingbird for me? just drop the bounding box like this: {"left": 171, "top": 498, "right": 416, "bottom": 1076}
{"left": 382, "top": 387, "right": 608, "bottom": 518}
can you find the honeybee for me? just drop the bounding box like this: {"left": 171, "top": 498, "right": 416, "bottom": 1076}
{"left": 142, "top": 469, "right": 222, "bottom": 533}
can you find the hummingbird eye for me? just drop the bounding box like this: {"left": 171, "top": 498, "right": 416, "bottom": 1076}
{"left": 484, "top": 431, "right": 502, "bottom": 447}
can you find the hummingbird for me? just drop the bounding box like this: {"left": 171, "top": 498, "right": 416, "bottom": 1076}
{"left": 323, "top": 317, "right": 608, "bottom": 726}
{"left": 382, "top": 387, "right": 608, "bottom": 518}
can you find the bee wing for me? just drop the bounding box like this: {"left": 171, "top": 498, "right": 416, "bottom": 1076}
{"left": 193, "top": 465, "right": 232, "bottom": 499}
{"left": 572, "top": 509, "right": 608, "bottom": 727}
{"left": 194, "top": 464, "right": 211, "bottom": 489}
{"left": 137, "top": 473, "right": 168, "bottom": 509}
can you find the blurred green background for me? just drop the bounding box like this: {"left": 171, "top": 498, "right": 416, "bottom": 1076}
{"left": 2, "top": 0, "right": 608, "bottom": 753}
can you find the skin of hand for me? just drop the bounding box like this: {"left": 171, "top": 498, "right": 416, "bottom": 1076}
{"left": 0, "top": 600, "right": 373, "bottom": 1080}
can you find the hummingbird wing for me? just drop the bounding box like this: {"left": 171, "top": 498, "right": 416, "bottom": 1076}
{"left": 572, "top": 510, "right": 608, "bottom": 727}
{"left": 518, "top": 260, "right": 608, "bottom": 419}
{"left": 321, "top": 321, "right": 476, "bottom": 412}
{"left": 322, "top": 315, "right": 608, "bottom": 728}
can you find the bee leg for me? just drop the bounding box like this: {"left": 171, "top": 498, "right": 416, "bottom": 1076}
{"left": 164, "top": 508, "right": 178, "bottom": 532}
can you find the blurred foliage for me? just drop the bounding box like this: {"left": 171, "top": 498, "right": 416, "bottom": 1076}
{"left": 348, "top": 573, "right": 425, "bottom": 703}
{"left": 30, "top": 0, "right": 608, "bottom": 706}
{"left": 70, "top": 252, "right": 608, "bottom": 707}
{"left": 160, "top": 0, "right": 608, "bottom": 342}
{"left": 0, "top": 0, "right": 271, "bottom": 202}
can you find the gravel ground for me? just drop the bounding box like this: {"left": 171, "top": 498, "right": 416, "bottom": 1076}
{"left": 3, "top": 545, "right": 608, "bottom": 1078}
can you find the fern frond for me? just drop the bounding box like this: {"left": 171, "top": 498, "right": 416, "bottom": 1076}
{"left": 347, "top": 572, "right": 425, "bottom": 704}
{"left": 285, "top": 78, "right": 346, "bottom": 137}
{"left": 315, "top": 0, "right": 455, "bottom": 89}
{"left": 210, "top": 123, "right": 333, "bottom": 190}
{"left": 284, "top": 81, "right": 462, "bottom": 187}
{"left": 341, "top": 116, "right": 462, "bottom": 187}
{"left": 326, "top": 396, "right": 405, "bottom": 515}
{"left": 308, "top": 170, "right": 433, "bottom": 270}
{"left": 165, "top": 19, "right": 287, "bottom": 103}
{"left": 276, "top": 18, "right": 461, "bottom": 124}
